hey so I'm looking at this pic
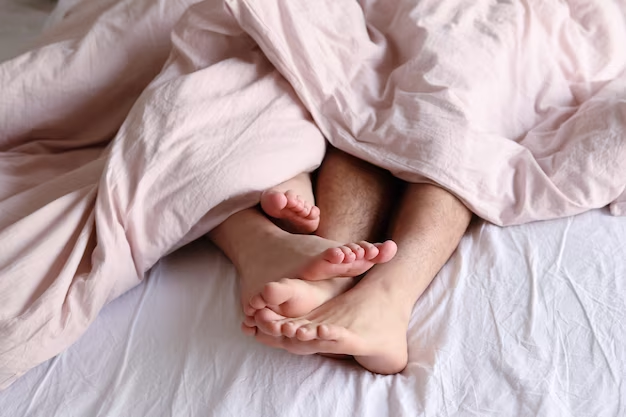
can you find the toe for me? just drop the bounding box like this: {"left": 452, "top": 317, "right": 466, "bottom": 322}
{"left": 281, "top": 318, "right": 310, "bottom": 337}
{"left": 306, "top": 206, "right": 320, "bottom": 220}
{"left": 283, "top": 338, "right": 341, "bottom": 356}
{"left": 243, "top": 315, "right": 257, "bottom": 328}
{"left": 281, "top": 321, "right": 300, "bottom": 338}
{"left": 358, "top": 241, "right": 379, "bottom": 260}
{"left": 249, "top": 294, "right": 267, "bottom": 310}
{"left": 255, "top": 307, "right": 285, "bottom": 322}
{"left": 255, "top": 308, "right": 286, "bottom": 336}
{"left": 346, "top": 243, "right": 365, "bottom": 260}
{"left": 339, "top": 246, "right": 357, "bottom": 263}
{"left": 323, "top": 247, "right": 346, "bottom": 264}
{"left": 294, "top": 203, "right": 307, "bottom": 215}
{"left": 317, "top": 323, "right": 345, "bottom": 341}
{"left": 260, "top": 190, "right": 288, "bottom": 215}
{"left": 295, "top": 324, "right": 320, "bottom": 341}
{"left": 284, "top": 190, "right": 300, "bottom": 208}
{"left": 294, "top": 195, "right": 305, "bottom": 211}
{"left": 261, "top": 279, "right": 293, "bottom": 307}
{"left": 243, "top": 303, "right": 257, "bottom": 316}
{"left": 240, "top": 322, "right": 256, "bottom": 336}
{"left": 373, "top": 240, "right": 398, "bottom": 263}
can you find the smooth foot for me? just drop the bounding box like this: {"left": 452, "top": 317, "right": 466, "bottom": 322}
{"left": 261, "top": 189, "right": 320, "bottom": 234}
{"left": 295, "top": 240, "right": 397, "bottom": 281}
{"left": 244, "top": 240, "right": 397, "bottom": 320}
{"left": 253, "top": 270, "right": 411, "bottom": 375}
{"left": 248, "top": 277, "right": 353, "bottom": 318}
{"left": 238, "top": 234, "right": 397, "bottom": 325}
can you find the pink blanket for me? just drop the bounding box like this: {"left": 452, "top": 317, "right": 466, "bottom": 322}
{"left": 1, "top": 0, "right": 625, "bottom": 388}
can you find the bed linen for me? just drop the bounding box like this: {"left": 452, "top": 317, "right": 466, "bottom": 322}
{"left": 232, "top": 0, "right": 626, "bottom": 225}
{"left": 0, "top": 0, "right": 326, "bottom": 387}
{"left": 3, "top": 2, "right": 620, "bottom": 408}
{"left": 1, "top": 208, "right": 624, "bottom": 416}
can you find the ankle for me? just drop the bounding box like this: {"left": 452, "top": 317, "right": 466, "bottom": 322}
{"left": 358, "top": 264, "right": 427, "bottom": 320}
{"left": 214, "top": 212, "right": 289, "bottom": 271}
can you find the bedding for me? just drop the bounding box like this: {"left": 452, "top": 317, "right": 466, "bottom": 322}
{"left": 1, "top": 210, "right": 624, "bottom": 416}
{"left": 0, "top": 0, "right": 625, "bottom": 408}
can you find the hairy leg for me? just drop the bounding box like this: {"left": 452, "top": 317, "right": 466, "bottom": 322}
{"left": 256, "top": 183, "right": 473, "bottom": 374}
{"left": 261, "top": 172, "right": 320, "bottom": 234}
{"left": 315, "top": 147, "right": 398, "bottom": 243}
{"left": 247, "top": 147, "right": 399, "bottom": 317}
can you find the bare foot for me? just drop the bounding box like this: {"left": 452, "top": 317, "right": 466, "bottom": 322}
{"left": 248, "top": 277, "right": 352, "bottom": 317}
{"left": 244, "top": 240, "right": 397, "bottom": 320}
{"left": 261, "top": 189, "right": 320, "bottom": 234}
{"left": 238, "top": 234, "right": 397, "bottom": 319}
{"left": 252, "top": 267, "right": 411, "bottom": 375}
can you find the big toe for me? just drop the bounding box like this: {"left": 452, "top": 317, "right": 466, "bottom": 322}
{"left": 373, "top": 240, "right": 397, "bottom": 263}
{"left": 261, "top": 279, "right": 295, "bottom": 307}
{"left": 260, "top": 190, "right": 289, "bottom": 217}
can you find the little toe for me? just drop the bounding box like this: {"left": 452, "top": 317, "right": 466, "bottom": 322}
{"left": 240, "top": 322, "right": 257, "bottom": 336}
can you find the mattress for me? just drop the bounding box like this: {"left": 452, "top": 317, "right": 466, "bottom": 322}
{"left": 1, "top": 2, "right": 625, "bottom": 416}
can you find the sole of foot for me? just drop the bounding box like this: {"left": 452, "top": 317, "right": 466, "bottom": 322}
{"left": 252, "top": 272, "right": 410, "bottom": 375}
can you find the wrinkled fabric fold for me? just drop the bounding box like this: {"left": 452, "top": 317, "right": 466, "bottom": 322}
{"left": 0, "top": 0, "right": 325, "bottom": 388}
{"left": 1, "top": 0, "right": 625, "bottom": 388}
{"left": 227, "top": 0, "right": 626, "bottom": 225}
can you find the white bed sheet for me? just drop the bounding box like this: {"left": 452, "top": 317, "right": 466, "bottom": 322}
{"left": 2, "top": 209, "right": 624, "bottom": 417}
{"left": 1, "top": 2, "right": 625, "bottom": 416}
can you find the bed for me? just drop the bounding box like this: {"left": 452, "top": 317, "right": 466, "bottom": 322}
{"left": 1, "top": 1, "right": 625, "bottom": 416}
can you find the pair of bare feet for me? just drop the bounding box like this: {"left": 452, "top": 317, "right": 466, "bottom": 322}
{"left": 237, "top": 189, "right": 410, "bottom": 374}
